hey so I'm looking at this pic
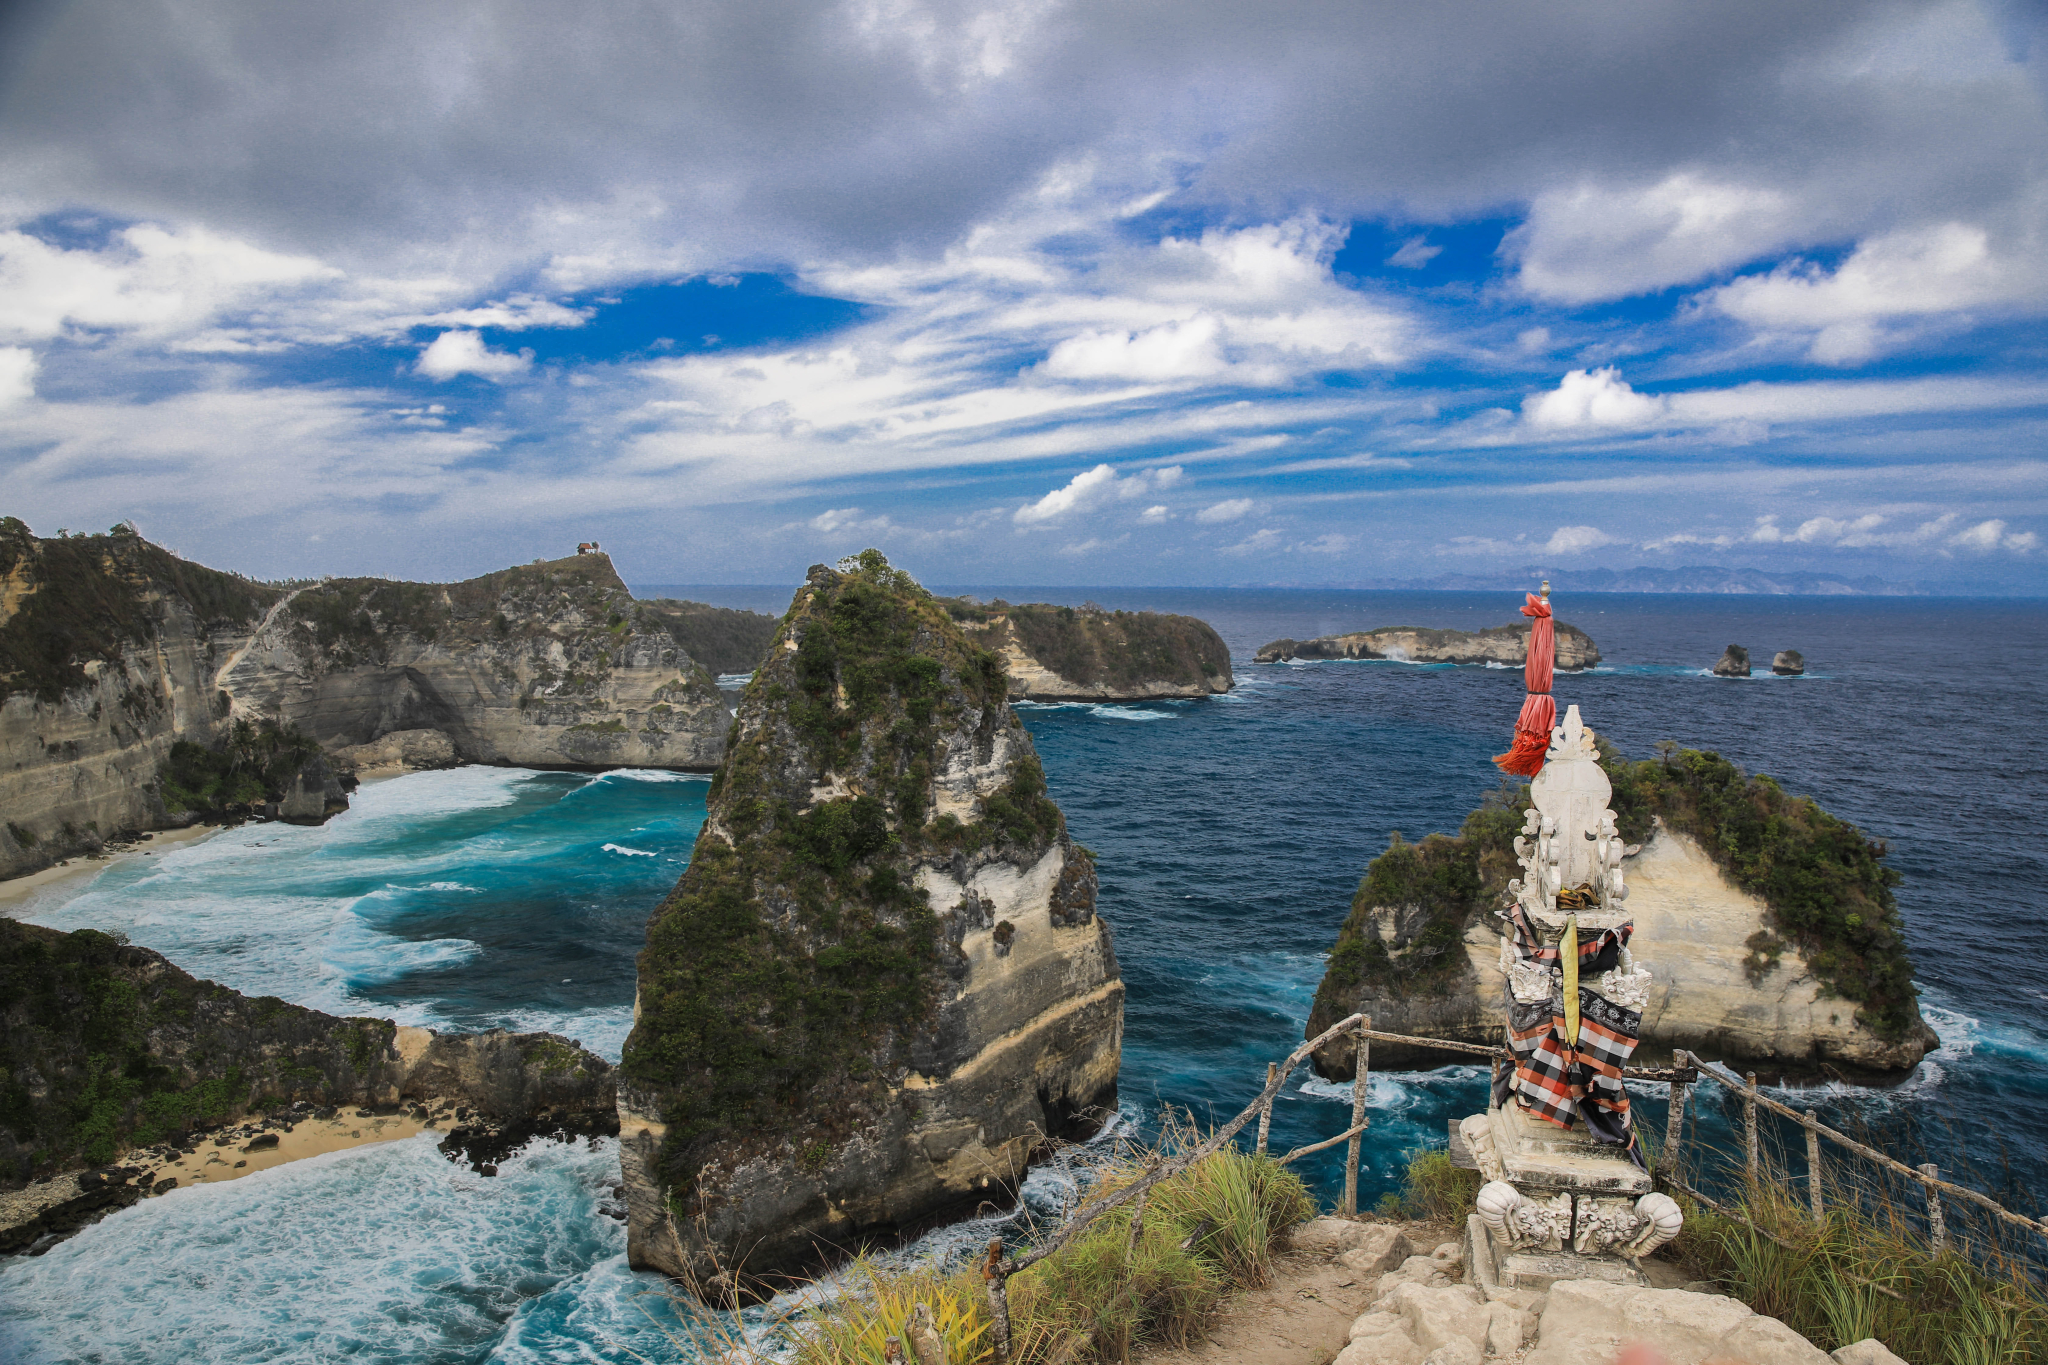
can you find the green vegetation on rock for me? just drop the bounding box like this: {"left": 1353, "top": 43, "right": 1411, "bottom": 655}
{"left": 942, "top": 597, "right": 1231, "bottom": 694}
{"left": 155, "top": 717, "right": 324, "bottom": 815}
{"left": 0, "top": 919, "right": 398, "bottom": 1180}
{"left": 0, "top": 517, "right": 277, "bottom": 703}
{"left": 637, "top": 599, "right": 778, "bottom": 676}
{"left": 1309, "top": 743, "right": 1923, "bottom": 1042}
{"left": 624, "top": 551, "right": 1064, "bottom": 1199}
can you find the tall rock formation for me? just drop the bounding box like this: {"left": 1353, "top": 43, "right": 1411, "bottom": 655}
{"left": 1305, "top": 747, "right": 1936, "bottom": 1080}
{"left": 0, "top": 520, "right": 732, "bottom": 879}
{"left": 1255, "top": 621, "right": 1601, "bottom": 668}
{"left": 619, "top": 552, "right": 1123, "bottom": 1293}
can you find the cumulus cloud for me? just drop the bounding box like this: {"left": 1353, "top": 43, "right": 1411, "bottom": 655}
{"left": 1522, "top": 368, "right": 1667, "bottom": 431}
{"left": 1707, "top": 223, "right": 2045, "bottom": 364}
{"left": 1194, "top": 498, "right": 1253, "bottom": 523}
{"left": 1042, "top": 317, "right": 1228, "bottom": 382}
{"left": 0, "top": 348, "right": 37, "bottom": 409}
{"left": 1949, "top": 518, "right": 2038, "bottom": 553}
{"left": 808, "top": 506, "right": 894, "bottom": 535}
{"left": 416, "top": 330, "right": 532, "bottom": 380}
{"left": 1014, "top": 462, "right": 1183, "bottom": 524}
{"left": 1511, "top": 175, "right": 1807, "bottom": 303}
{"left": 1385, "top": 235, "right": 1441, "bottom": 269}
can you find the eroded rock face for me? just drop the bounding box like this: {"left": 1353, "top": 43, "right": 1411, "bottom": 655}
{"left": 620, "top": 554, "right": 1122, "bottom": 1292}
{"left": 1255, "top": 622, "right": 1600, "bottom": 669}
{"left": 1713, "top": 644, "right": 1752, "bottom": 676}
{"left": 1308, "top": 828, "right": 1935, "bottom": 1078}
{"left": 0, "top": 523, "right": 734, "bottom": 879}
{"left": 943, "top": 600, "right": 1233, "bottom": 700}
{"left": 1773, "top": 650, "right": 1807, "bottom": 676}
{"left": 219, "top": 553, "right": 728, "bottom": 772}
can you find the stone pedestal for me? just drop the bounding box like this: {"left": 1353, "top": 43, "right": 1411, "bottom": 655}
{"left": 1460, "top": 1106, "right": 1668, "bottom": 1290}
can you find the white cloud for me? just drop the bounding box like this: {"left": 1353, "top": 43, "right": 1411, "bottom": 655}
{"left": 1386, "top": 235, "right": 1442, "bottom": 269}
{"left": 1138, "top": 504, "right": 1170, "bottom": 523}
{"left": 1014, "top": 462, "right": 1184, "bottom": 524}
{"left": 1949, "top": 518, "right": 2038, "bottom": 553}
{"left": 1541, "top": 525, "right": 1616, "bottom": 555}
{"left": 1221, "top": 528, "right": 1283, "bottom": 556}
{"left": 1707, "top": 223, "right": 2045, "bottom": 364}
{"left": 1522, "top": 367, "right": 1666, "bottom": 431}
{"left": 809, "top": 506, "right": 894, "bottom": 535}
{"left": 0, "top": 225, "right": 340, "bottom": 344}
{"left": 0, "top": 348, "right": 37, "bottom": 409}
{"left": 1195, "top": 497, "right": 1253, "bottom": 523}
{"left": 1511, "top": 174, "right": 1808, "bottom": 303}
{"left": 416, "top": 330, "right": 532, "bottom": 381}
{"left": 1042, "top": 317, "right": 1228, "bottom": 382}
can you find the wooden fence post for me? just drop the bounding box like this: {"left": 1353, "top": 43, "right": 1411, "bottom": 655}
{"left": 1342, "top": 1019, "right": 1370, "bottom": 1215}
{"left": 1743, "top": 1072, "right": 1760, "bottom": 1184}
{"left": 1922, "top": 1163, "right": 1947, "bottom": 1254}
{"left": 982, "top": 1239, "right": 1011, "bottom": 1365}
{"left": 1664, "top": 1054, "right": 1689, "bottom": 1181}
{"left": 1256, "top": 1062, "right": 1278, "bottom": 1156}
{"left": 1806, "top": 1111, "right": 1824, "bottom": 1221}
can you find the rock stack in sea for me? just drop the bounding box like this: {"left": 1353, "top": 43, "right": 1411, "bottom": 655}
{"left": 1773, "top": 650, "right": 1806, "bottom": 675}
{"left": 1304, "top": 745, "right": 1937, "bottom": 1079}
{"left": 1255, "top": 622, "right": 1601, "bottom": 669}
{"left": 939, "top": 597, "right": 1234, "bottom": 700}
{"left": 617, "top": 551, "right": 1123, "bottom": 1293}
{"left": 1712, "top": 644, "right": 1751, "bottom": 676}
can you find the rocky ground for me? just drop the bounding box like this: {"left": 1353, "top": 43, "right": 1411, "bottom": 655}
{"left": 1140, "top": 1215, "right": 1910, "bottom": 1365}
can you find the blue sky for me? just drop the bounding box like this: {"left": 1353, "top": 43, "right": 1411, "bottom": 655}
{"left": 1, "top": 1, "right": 2046, "bottom": 589}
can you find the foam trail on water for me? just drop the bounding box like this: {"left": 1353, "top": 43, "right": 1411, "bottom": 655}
{"left": 0, "top": 1135, "right": 636, "bottom": 1365}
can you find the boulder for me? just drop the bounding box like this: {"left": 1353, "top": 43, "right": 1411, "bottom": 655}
{"left": 1833, "top": 1340, "right": 1910, "bottom": 1365}
{"left": 1325, "top": 1224, "right": 1414, "bottom": 1275}
{"left": 1337, "top": 1330, "right": 1423, "bottom": 1365}
{"left": 1774, "top": 649, "right": 1807, "bottom": 676}
{"left": 1378, "top": 1281, "right": 1489, "bottom": 1355}
{"left": 1526, "top": 1280, "right": 1832, "bottom": 1365}
{"left": 1713, "top": 644, "right": 1752, "bottom": 677}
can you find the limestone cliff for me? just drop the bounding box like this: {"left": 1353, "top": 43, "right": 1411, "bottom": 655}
{"left": 635, "top": 599, "right": 779, "bottom": 678}
{"left": 0, "top": 916, "right": 616, "bottom": 1188}
{"left": 0, "top": 519, "right": 734, "bottom": 879}
{"left": 1305, "top": 747, "right": 1936, "bottom": 1080}
{"left": 1255, "top": 622, "right": 1601, "bottom": 669}
{"left": 218, "top": 553, "right": 729, "bottom": 772}
{"left": 620, "top": 552, "right": 1123, "bottom": 1292}
{"left": 941, "top": 598, "right": 1232, "bottom": 700}
{"left": 0, "top": 520, "right": 285, "bottom": 878}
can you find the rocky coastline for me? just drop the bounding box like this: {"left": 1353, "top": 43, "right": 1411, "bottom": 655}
{"left": 619, "top": 553, "right": 1123, "bottom": 1294}
{"left": 0, "top": 520, "right": 735, "bottom": 880}
{"left": 1256, "top": 621, "right": 1601, "bottom": 669}
{"left": 0, "top": 916, "right": 616, "bottom": 1254}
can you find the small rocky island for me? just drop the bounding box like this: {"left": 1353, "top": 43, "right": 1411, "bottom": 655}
{"left": 1256, "top": 621, "right": 1601, "bottom": 669}
{"left": 0, "top": 519, "right": 737, "bottom": 879}
{"left": 619, "top": 552, "right": 1123, "bottom": 1293}
{"left": 941, "top": 597, "right": 1233, "bottom": 700}
{"left": 1306, "top": 744, "right": 1936, "bottom": 1080}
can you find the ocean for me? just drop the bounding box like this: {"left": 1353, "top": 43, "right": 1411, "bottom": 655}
{"left": 2, "top": 587, "right": 2042, "bottom": 1363}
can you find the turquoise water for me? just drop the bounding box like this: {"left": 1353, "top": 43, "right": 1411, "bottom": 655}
{"left": 3, "top": 588, "right": 2043, "bottom": 1362}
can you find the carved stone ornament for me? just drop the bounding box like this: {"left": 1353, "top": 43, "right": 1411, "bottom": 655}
{"left": 1459, "top": 1114, "right": 1506, "bottom": 1183}
{"left": 1511, "top": 705, "right": 1631, "bottom": 929}
{"left": 1509, "top": 955, "right": 1559, "bottom": 1005}
{"left": 1506, "top": 1190, "right": 1574, "bottom": 1252}
{"left": 1599, "top": 964, "right": 1653, "bottom": 1011}
{"left": 1572, "top": 1195, "right": 1647, "bottom": 1256}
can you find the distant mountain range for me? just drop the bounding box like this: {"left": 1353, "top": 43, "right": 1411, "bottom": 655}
{"left": 1354, "top": 565, "right": 1926, "bottom": 596}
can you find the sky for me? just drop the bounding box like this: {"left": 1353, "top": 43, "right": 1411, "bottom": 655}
{"left": 2, "top": 0, "right": 2046, "bottom": 591}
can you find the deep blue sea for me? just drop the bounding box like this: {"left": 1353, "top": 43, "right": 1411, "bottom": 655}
{"left": 3, "top": 588, "right": 2043, "bottom": 1363}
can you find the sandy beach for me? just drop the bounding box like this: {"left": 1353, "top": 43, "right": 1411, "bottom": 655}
{"left": 0, "top": 822, "right": 225, "bottom": 910}
{"left": 137, "top": 1105, "right": 455, "bottom": 1192}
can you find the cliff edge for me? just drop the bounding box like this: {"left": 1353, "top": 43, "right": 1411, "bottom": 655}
{"left": 1305, "top": 747, "right": 1936, "bottom": 1079}
{"left": 619, "top": 552, "right": 1123, "bottom": 1293}
{"left": 942, "top": 598, "right": 1232, "bottom": 700}
{"left": 1255, "top": 622, "right": 1600, "bottom": 670}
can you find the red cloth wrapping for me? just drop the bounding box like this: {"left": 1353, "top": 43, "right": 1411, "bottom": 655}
{"left": 1493, "top": 593, "right": 1556, "bottom": 777}
{"left": 1522, "top": 593, "right": 1554, "bottom": 694}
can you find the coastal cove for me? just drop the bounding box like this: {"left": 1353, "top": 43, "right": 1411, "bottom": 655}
{"left": 1, "top": 588, "right": 2043, "bottom": 1364}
